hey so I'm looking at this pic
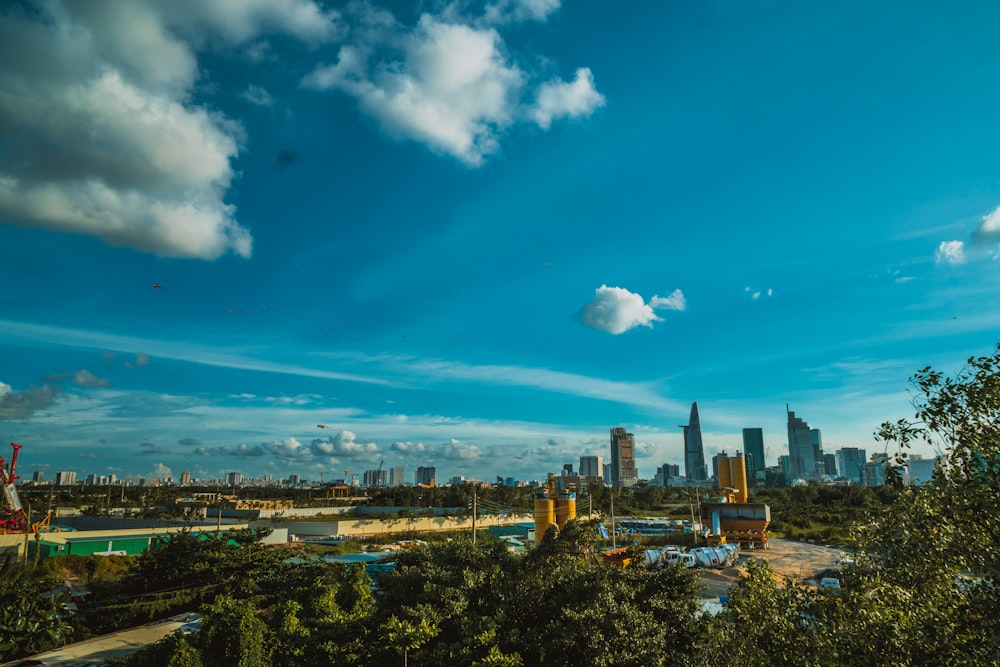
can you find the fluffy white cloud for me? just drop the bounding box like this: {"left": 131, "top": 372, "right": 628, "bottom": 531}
{"left": 310, "top": 430, "right": 380, "bottom": 458}
{"left": 0, "top": 0, "right": 336, "bottom": 258}
{"left": 972, "top": 204, "right": 1000, "bottom": 246}
{"left": 438, "top": 438, "right": 481, "bottom": 460}
{"left": 265, "top": 437, "right": 311, "bottom": 460}
{"left": 304, "top": 16, "right": 522, "bottom": 165}
{"left": 936, "top": 240, "right": 966, "bottom": 265}
{"left": 650, "top": 288, "right": 687, "bottom": 311}
{"left": 391, "top": 441, "right": 427, "bottom": 453}
{"left": 73, "top": 370, "right": 109, "bottom": 387}
{"left": 242, "top": 85, "right": 274, "bottom": 107}
{"left": 303, "top": 8, "right": 602, "bottom": 165}
{"left": 532, "top": 68, "right": 605, "bottom": 129}
{"left": 0, "top": 380, "right": 60, "bottom": 420}
{"left": 483, "top": 0, "right": 560, "bottom": 24}
{"left": 580, "top": 285, "right": 685, "bottom": 334}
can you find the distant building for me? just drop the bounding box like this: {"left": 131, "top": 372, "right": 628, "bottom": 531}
{"left": 415, "top": 466, "right": 436, "bottom": 486}
{"left": 865, "top": 453, "right": 889, "bottom": 486}
{"left": 811, "top": 429, "right": 824, "bottom": 474}
{"left": 180, "top": 471, "right": 191, "bottom": 486}
{"left": 364, "top": 469, "right": 387, "bottom": 487}
{"left": 579, "top": 455, "right": 603, "bottom": 479}
{"left": 822, "top": 453, "right": 837, "bottom": 477}
{"left": 711, "top": 451, "right": 730, "bottom": 483}
{"left": 287, "top": 473, "right": 300, "bottom": 486}
{"left": 681, "top": 402, "right": 708, "bottom": 482}
{"left": 602, "top": 463, "right": 613, "bottom": 485}
{"left": 787, "top": 408, "right": 817, "bottom": 480}
{"left": 836, "top": 447, "right": 867, "bottom": 484}
{"left": 32, "top": 470, "right": 44, "bottom": 484}
{"left": 742, "top": 428, "right": 765, "bottom": 486}
{"left": 562, "top": 463, "right": 574, "bottom": 476}
{"left": 55, "top": 471, "right": 76, "bottom": 486}
{"left": 389, "top": 466, "right": 405, "bottom": 486}
{"left": 225, "top": 471, "right": 242, "bottom": 486}
{"left": 610, "top": 427, "right": 638, "bottom": 488}
{"left": 906, "top": 455, "right": 939, "bottom": 485}
{"left": 654, "top": 463, "right": 680, "bottom": 487}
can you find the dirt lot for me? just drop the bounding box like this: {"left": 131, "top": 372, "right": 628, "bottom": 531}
{"left": 697, "top": 538, "right": 848, "bottom": 599}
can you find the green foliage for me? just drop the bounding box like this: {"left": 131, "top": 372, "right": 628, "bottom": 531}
{"left": 199, "top": 596, "right": 268, "bottom": 667}
{"left": 0, "top": 555, "right": 72, "bottom": 662}
{"left": 107, "top": 631, "right": 203, "bottom": 667}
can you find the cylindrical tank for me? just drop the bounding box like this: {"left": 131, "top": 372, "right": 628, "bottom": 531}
{"left": 718, "top": 458, "right": 733, "bottom": 493}
{"left": 555, "top": 491, "right": 576, "bottom": 528}
{"left": 533, "top": 496, "right": 555, "bottom": 541}
{"left": 712, "top": 510, "right": 721, "bottom": 535}
{"left": 731, "top": 455, "right": 749, "bottom": 503}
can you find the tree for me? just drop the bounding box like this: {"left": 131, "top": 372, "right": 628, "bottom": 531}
{"left": 199, "top": 596, "right": 268, "bottom": 667}
{"left": 702, "top": 344, "right": 1000, "bottom": 666}
{"left": 0, "top": 555, "right": 72, "bottom": 661}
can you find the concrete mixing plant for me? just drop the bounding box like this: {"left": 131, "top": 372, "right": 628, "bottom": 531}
{"left": 533, "top": 474, "right": 576, "bottom": 543}
{"left": 702, "top": 452, "right": 771, "bottom": 549}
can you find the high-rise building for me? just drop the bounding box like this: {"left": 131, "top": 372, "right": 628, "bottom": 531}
{"left": 364, "top": 469, "right": 387, "bottom": 487}
{"left": 655, "top": 463, "right": 680, "bottom": 487}
{"left": 226, "top": 471, "right": 242, "bottom": 486}
{"left": 787, "top": 407, "right": 817, "bottom": 480}
{"left": 562, "top": 463, "right": 574, "bottom": 476}
{"left": 609, "top": 427, "right": 638, "bottom": 488}
{"left": 906, "top": 455, "right": 938, "bottom": 485}
{"left": 822, "top": 453, "right": 837, "bottom": 477}
{"left": 602, "top": 463, "right": 613, "bottom": 485}
{"left": 55, "top": 471, "right": 76, "bottom": 486}
{"left": 681, "top": 402, "right": 707, "bottom": 482}
{"left": 288, "top": 474, "right": 301, "bottom": 486}
{"left": 415, "top": 466, "right": 436, "bottom": 486}
{"left": 180, "top": 471, "right": 191, "bottom": 486}
{"left": 836, "top": 447, "right": 867, "bottom": 484}
{"left": 32, "top": 470, "right": 44, "bottom": 484}
{"left": 389, "top": 466, "right": 405, "bottom": 486}
{"left": 811, "top": 429, "right": 824, "bottom": 473}
{"left": 741, "top": 428, "right": 765, "bottom": 485}
{"left": 579, "top": 455, "right": 604, "bottom": 479}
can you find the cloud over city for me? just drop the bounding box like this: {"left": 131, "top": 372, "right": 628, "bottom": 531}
{"left": 579, "top": 285, "right": 686, "bottom": 334}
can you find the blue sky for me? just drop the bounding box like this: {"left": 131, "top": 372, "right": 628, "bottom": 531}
{"left": 2, "top": 0, "right": 1000, "bottom": 485}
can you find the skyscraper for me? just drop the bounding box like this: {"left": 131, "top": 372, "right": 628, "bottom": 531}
{"left": 742, "top": 428, "right": 765, "bottom": 485}
{"left": 579, "top": 455, "right": 603, "bottom": 479}
{"left": 609, "top": 427, "right": 638, "bottom": 488}
{"left": 389, "top": 466, "right": 405, "bottom": 486}
{"left": 681, "top": 402, "right": 707, "bottom": 482}
{"left": 415, "top": 466, "right": 436, "bottom": 486}
{"left": 787, "top": 407, "right": 817, "bottom": 480}
{"left": 836, "top": 447, "right": 867, "bottom": 484}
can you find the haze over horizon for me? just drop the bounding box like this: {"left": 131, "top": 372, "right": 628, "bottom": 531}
{"left": 2, "top": 1, "right": 999, "bottom": 484}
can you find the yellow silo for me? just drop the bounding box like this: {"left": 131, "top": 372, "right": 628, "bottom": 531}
{"left": 731, "top": 454, "right": 749, "bottom": 503}
{"left": 534, "top": 495, "right": 555, "bottom": 541}
{"left": 718, "top": 456, "right": 733, "bottom": 492}
{"left": 555, "top": 491, "right": 576, "bottom": 528}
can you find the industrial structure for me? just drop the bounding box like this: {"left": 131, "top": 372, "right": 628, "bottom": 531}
{"left": 533, "top": 473, "right": 576, "bottom": 542}
{"left": 0, "top": 442, "right": 26, "bottom": 534}
{"left": 701, "top": 451, "right": 771, "bottom": 549}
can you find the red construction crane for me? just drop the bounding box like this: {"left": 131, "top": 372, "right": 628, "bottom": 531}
{"left": 0, "top": 442, "right": 28, "bottom": 533}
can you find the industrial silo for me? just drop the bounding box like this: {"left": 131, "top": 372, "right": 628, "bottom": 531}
{"left": 555, "top": 490, "right": 576, "bottom": 528}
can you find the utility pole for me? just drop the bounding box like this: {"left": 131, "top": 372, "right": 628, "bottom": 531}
{"left": 471, "top": 487, "right": 477, "bottom": 545}
{"left": 610, "top": 492, "right": 616, "bottom": 549}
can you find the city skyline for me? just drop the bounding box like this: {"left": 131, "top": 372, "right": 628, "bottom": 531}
{"left": 3, "top": 2, "right": 998, "bottom": 483}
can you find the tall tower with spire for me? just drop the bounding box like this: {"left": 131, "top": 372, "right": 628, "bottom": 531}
{"left": 681, "top": 402, "right": 707, "bottom": 483}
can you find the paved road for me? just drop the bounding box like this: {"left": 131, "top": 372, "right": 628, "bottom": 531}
{"left": 1, "top": 612, "right": 200, "bottom": 667}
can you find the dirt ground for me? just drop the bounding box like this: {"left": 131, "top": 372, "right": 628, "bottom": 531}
{"left": 697, "top": 538, "right": 848, "bottom": 599}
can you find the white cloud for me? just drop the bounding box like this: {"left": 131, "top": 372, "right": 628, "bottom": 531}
{"left": 149, "top": 463, "right": 172, "bottom": 479}
{"left": 302, "top": 8, "right": 602, "bottom": 166}
{"left": 972, "top": 204, "right": 1000, "bottom": 245}
{"left": 484, "top": 0, "right": 560, "bottom": 25}
{"left": 532, "top": 67, "right": 605, "bottom": 129}
{"left": 649, "top": 288, "right": 687, "bottom": 312}
{"left": 745, "top": 285, "right": 773, "bottom": 299}
{"left": 310, "top": 430, "right": 380, "bottom": 458}
{"left": 242, "top": 85, "right": 274, "bottom": 107}
{"left": 936, "top": 240, "right": 966, "bottom": 265}
{"left": 265, "top": 436, "right": 311, "bottom": 460}
{"left": 391, "top": 441, "right": 427, "bottom": 453}
{"left": 304, "top": 16, "right": 522, "bottom": 166}
{"left": 73, "top": 370, "right": 109, "bottom": 387}
{"left": 579, "top": 285, "right": 685, "bottom": 334}
{"left": 0, "top": 0, "right": 336, "bottom": 259}
{"left": 438, "top": 438, "right": 481, "bottom": 460}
